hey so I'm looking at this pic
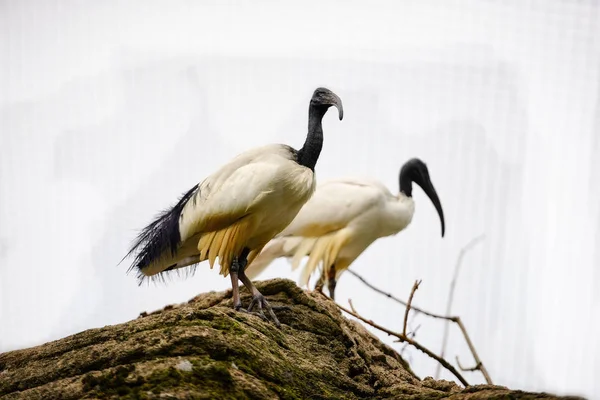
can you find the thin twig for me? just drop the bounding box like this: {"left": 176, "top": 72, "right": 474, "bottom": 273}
{"left": 436, "top": 234, "right": 485, "bottom": 380}
{"left": 399, "top": 324, "right": 420, "bottom": 357}
{"left": 347, "top": 269, "right": 444, "bottom": 319}
{"left": 399, "top": 311, "right": 418, "bottom": 357}
{"left": 456, "top": 356, "right": 481, "bottom": 372}
{"left": 348, "top": 298, "right": 358, "bottom": 314}
{"left": 403, "top": 280, "right": 421, "bottom": 336}
{"left": 453, "top": 320, "right": 493, "bottom": 383}
{"left": 347, "top": 265, "right": 493, "bottom": 384}
{"left": 332, "top": 295, "right": 469, "bottom": 387}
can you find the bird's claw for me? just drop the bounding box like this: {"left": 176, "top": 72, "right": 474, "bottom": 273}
{"left": 247, "top": 293, "right": 284, "bottom": 328}
{"left": 234, "top": 303, "right": 269, "bottom": 321}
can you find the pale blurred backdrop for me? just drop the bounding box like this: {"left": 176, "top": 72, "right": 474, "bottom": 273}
{"left": 1, "top": 0, "right": 599, "bottom": 398}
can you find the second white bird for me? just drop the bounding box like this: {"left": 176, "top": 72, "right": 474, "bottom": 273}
{"left": 244, "top": 158, "right": 445, "bottom": 299}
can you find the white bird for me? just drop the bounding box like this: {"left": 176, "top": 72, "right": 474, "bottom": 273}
{"left": 122, "top": 87, "right": 343, "bottom": 327}
{"left": 244, "top": 158, "right": 445, "bottom": 300}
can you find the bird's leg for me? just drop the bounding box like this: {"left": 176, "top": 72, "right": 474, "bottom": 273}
{"left": 327, "top": 265, "right": 337, "bottom": 301}
{"left": 238, "top": 270, "right": 291, "bottom": 328}
{"left": 313, "top": 270, "right": 325, "bottom": 294}
{"left": 234, "top": 251, "right": 291, "bottom": 328}
{"left": 230, "top": 256, "right": 268, "bottom": 322}
{"left": 229, "top": 257, "right": 243, "bottom": 310}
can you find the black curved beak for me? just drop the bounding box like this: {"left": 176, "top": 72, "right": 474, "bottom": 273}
{"left": 327, "top": 92, "right": 344, "bottom": 120}
{"left": 416, "top": 177, "right": 445, "bottom": 237}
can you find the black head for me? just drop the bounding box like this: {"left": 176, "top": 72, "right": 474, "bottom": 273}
{"left": 399, "top": 158, "right": 445, "bottom": 237}
{"left": 310, "top": 87, "right": 344, "bottom": 120}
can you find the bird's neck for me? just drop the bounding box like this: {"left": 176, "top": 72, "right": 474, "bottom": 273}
{"left": 297, "top": 104, "right": 326, "bottom": 171}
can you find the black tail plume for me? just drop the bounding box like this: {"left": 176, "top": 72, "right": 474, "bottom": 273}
{"left": 121, "top": 184, "right": 199, "bottom": 277}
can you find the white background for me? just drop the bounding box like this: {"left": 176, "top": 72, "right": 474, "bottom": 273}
{"left": 1, "top": 0, "right": 599, "bottom": 398}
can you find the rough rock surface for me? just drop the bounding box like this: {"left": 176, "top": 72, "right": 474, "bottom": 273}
{"left": 0, "top": 279, "right": 584, "bottom": 399}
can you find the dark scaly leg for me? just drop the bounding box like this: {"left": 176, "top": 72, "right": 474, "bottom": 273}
{"left": 314, "top": 269, "right": 325, "bottom": 294}
{"left": 238, "top": 272, "right": 283, "bottom": 328}
{"left": 237, "top": 248, "right": 290, "bottom": 328}
{"left": 327, "top": 264, "right": 337, "bottom": 301}
{"left": 229, "top": 257, "right": 243, "bottom": 310}
{"left": 230, "top": 249, "right": 268, "bottom": 322}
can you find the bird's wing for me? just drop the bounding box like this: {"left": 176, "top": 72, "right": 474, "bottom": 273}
{"left": 180, "top": 147, "right": 299, "bottom": 240}
{"left": 278, "top": 178, "right": 387, "bottom": 238}
{"left": 244, "top": 178, "right": 387, "bottom": 281}
{"left": 125, "top": 144, "right": 300, "bottom": 278}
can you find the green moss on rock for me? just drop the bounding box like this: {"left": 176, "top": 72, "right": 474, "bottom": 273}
{"left": 0, "top": 279, "right": 584, "bottom": 400}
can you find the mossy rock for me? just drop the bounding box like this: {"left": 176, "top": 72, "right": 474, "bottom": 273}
{"left": 0, "top": 279, "right": 584, "bottom": 399}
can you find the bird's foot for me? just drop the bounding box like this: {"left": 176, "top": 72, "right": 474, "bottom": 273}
{"left": 247, "top": 293, "right": 289, "bottom": 328}
{"left": 234, "top": 303, "right": 269, "bottom": 321}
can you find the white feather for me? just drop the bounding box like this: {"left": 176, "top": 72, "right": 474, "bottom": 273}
{"left": 245, "top": 177, "right": 415, "bottom": 285}
{"left": 179, "top": 145, "right": 300, "bottom": 238}
{"left": 141, "top": 144, "right": 316, "bottom": 277}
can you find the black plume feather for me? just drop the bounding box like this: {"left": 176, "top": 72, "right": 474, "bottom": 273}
{"left": 122, "top": 184, "right": 199, "bottom": 278}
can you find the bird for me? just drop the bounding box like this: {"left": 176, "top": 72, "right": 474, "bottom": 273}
{"left": 122, "top": 87, "right": 343, "bottom": 327}
{"left": 244, "top": 158, "right": 445, "bottom": 300}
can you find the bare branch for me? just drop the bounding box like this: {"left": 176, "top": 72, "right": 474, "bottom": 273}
{"left": 347, "top": 269, "right": 449, "bottom": 319}
{"left": 436, "top": 234, "right": 485, "bottom": 380}
{"left": 397, "top": 320, "right": 421, "bottom": 341}
{"left": 403, "top": 280, "right": 421, "bottom": 336}
{"left": 347, "top": 261, "right": 492, "bottom": 385}
{"left": 399, "top": 323, "right": 420, "bottom": 357}
{"left": 348, "top": 299, "right": 358, "bottom": 314}
{"left": 453, "top": 319, "right": 493, "bottom": 383}
{"left": 330, "top": 293, "right": 469, "bottom": 387}
{"left": 456, "top": 356, "right": 481, "bottom": 372}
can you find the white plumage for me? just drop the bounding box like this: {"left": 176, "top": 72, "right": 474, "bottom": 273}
{"left": 141, "top": 144, "right": 316, "bottom": 277}
{"left": 245, "top": 159, "right": 445, "bottom": 300}
{"left": 123, "top": 87, "right": 343, "bottom": 326}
